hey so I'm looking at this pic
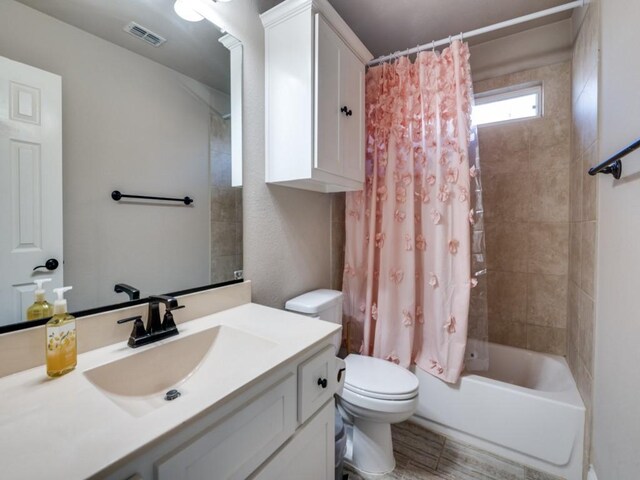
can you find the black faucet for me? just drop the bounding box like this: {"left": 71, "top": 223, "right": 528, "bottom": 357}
{"left": 117, "top": 295, "right": 184, "bottom": 348}
{"left": 114, "top": 283, "right": 140, "bottom": 300}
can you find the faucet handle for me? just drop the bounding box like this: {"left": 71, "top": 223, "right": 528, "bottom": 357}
{"left": 162, "top": 305, "right": 184, "bottom": 331}
{"left": 117, "top": 315, "right": 147, "bottom": 347}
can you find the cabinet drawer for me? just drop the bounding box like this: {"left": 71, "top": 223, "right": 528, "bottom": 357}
{"left": 298, "top": 346, "right": 335, "bottom": 424}
{"left": 155, "top": 373, "right": 296, "bottom": 480}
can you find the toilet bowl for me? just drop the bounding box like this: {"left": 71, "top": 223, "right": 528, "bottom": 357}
{"left": 338, "top": 354, "right": 419, "bottom": 475}
{"left": 285, "top": 289, "right": 420, "bottom": 476}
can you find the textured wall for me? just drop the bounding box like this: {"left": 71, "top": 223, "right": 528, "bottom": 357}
{"left": 593, "top": 0, "right": 640, "bottom": 478}
{"left": 567, "top": 2, "right": 599, "bottom": 476}
{"left": 214, "top": 0, "right": 334, "bottom": 308}
{"left": 0, "top": 0, "right": 217, "bottom": 312}
{"left": 474, "top": 62, "right": 572, "bottom": 356}
{"left": 470, "top": 19, "right": 573, "bottom": 82}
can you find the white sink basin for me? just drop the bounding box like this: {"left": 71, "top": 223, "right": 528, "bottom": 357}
{"left": 84, "top": 325, "right": 277, "bottom": 417}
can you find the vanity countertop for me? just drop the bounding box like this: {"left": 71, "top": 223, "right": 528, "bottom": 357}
{"left": 0, "top": 303, "right": 340, "bottom": 480}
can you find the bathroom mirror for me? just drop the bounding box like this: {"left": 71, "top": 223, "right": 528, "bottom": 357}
{"left": 0, "top": 0, "right": 242, "bottom": 330}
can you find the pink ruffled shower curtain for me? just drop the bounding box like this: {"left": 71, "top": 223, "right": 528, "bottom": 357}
{"left": 343, "top": 40, "right": 476, "bottom": 383}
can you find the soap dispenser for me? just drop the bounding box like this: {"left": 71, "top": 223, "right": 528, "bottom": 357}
{"left": 46, "top": 286, "right": 77, "bottom": 377}
{"left": 26, "top": 278, "right": 53, "bottom": 321}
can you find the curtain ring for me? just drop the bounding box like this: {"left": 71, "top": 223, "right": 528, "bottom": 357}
{"left": 431, "top": 40, "right": 435, "bottom": 53}
{"left": 448, "top": 35, "right": 452, "bottom": 44}
{"left": 460, "top": 32, "right": 464, "bottom": 43}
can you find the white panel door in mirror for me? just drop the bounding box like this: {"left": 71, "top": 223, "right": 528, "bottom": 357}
{"left": 0, "top": 56, "right": 63, "bottom": 324}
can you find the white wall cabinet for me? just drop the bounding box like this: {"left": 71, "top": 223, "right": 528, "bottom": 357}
{"left": 104, "top": 342, "right": 338, "bottom": 480}
{"left": 261, "top": 0, "right": 372, "bottom": 193}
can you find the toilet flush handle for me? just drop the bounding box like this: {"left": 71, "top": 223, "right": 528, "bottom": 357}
{"left": 317, "top": 377, "right": 328, "bottom": 389}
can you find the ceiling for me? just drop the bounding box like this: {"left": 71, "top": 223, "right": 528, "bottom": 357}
{"left": 15, "top": 0, "right": 575, "bottom": 92}
{"left": 15, "top": 0, "right": 230, "bottom": 93}
{"left": 259, "top": 0, "right": 574, "bottom": 59}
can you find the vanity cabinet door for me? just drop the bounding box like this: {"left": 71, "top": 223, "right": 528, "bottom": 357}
{"left": 251, "top": 399, "right": 335, "bottom": 480}
{"left": 298, "top": 345, "right": 336, "bottom": 424}
{"left": 155, "top": 374, "right": 296, "bottom": 480}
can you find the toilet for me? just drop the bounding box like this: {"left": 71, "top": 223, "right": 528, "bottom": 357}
{"left": 285, "top": 289, "right": 419, "bottom": 476}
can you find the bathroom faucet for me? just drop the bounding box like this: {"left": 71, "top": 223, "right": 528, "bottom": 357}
{"left": 114, "top": 283, "right": 140, "bottom": 300}
{"left": 117, "top": 295, "right": 184, "bottom": 348}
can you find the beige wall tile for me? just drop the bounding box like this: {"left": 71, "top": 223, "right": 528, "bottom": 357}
{"left": 527, "top": 325, "right": 566, "bottom": 355}
{"left": 488, "top": 271, "right": 528, "bottom": 323}
{"left": 580, "top": 221, "right": 596, "bottom": 296}
{"left": 486, "top": 223, "right": 529, "bottom": 273}
{"left": 489, "top": 319, "right": 527, "bottom": 349}
{"left": 575, "top": 70, "right": 599, "bottom": 155}
{"left": 575, "top": 354, "right": 593, "bottom": 412}
{"left": 569, "top": 222, "right": 582, "bottom": 285}
{"left": 483, "top": 172, "right": 531, "bottom": 223}
{"left": 582, "top": 142, "right": 598, "bottom": 221}
{"left": 478, "top": 62, "right": 572, "bottom": 354}
{"left": 578, "top": 289, "right": 595, "bottom": 375}
{"left": 478, "top": 123, "right": 530, "bottom": 174}
{"left": 529, "top": 116, "right": 570, "bottom": 150}
{"left": 529, "top": 169, "right": 570, "bottom": 223}
{"left": 529, "top": 141, "right": 570, "bottom": 172}
{"left": 567, "top": 281, "right": 580, "bottom": 348}
{"left": 528, "top": 223, "right": 570, "bottom": 275}
{"left": 542, "top": 63, "right": 572, "bottom": 121}
{"left": 526, "top": 274, "right": 568, "bottom": 328}
{"left": 569, "top": 156, "right": 584, "bottom": 222}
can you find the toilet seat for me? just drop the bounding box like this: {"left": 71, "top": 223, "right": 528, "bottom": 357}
{"left": 343, "top": 354, "right": 419, "bottom": 401}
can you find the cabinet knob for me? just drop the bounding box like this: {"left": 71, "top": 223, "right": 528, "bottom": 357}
{"left": 341, "top": 106, "right": 353, "bottom": 117}
{"left": 317, "top": 377, "right": 328, "bottom": 389}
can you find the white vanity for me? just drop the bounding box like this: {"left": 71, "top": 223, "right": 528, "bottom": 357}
{"left": 0, "top": 286, "right": 342, "bottom": 480}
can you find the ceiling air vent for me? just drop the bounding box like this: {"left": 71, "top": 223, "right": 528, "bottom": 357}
{"left": 123, "top": 22, "right": 167, "bottom": 47}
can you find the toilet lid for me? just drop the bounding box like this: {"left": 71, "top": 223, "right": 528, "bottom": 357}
{"left": 343, "top": 354, "right": 419, "bottom": 401}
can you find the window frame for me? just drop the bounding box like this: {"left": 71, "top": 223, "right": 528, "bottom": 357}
{"left": 473, "top": 83, "right": 543, "bottom": 128}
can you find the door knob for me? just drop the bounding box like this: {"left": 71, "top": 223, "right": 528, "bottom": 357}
{"left": 341, "top": 106, "right": 353, "bottom": 116}
{"left": 33, "top": 258, "right": 59, "bottom": 271}
{"left": 317, "top": 377, "right": 328, "bottom": 389}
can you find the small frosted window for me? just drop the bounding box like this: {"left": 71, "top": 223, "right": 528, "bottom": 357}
{"left": 472, "top": 86, "right": 542, "bottom": 127}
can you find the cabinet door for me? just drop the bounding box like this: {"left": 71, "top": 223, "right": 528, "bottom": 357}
{"left": 251, "top": 400, "right": 335, "bottom": 480}
{"left": 155, "top": 374, "right": 296, "bottom": 480}
{"left": 339, "top": 42, "right": 365, "bottom": 183}
{"left": 314, "top": 14, "right": 342, "bottom": 178}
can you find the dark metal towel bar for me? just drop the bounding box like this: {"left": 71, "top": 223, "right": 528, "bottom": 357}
{"left": 588, "top": 138, "right": 640, "bottom": 179}
{"left": 111, "top": 190, "right": 193, "bottom": 205}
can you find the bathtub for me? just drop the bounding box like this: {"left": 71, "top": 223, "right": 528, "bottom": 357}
{"left": 410, "top": 342, "right": 585, "bottom": 480}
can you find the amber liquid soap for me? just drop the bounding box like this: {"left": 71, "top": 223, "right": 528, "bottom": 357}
{"left": 46, "top": 286, "right": 77, "bottom": 377}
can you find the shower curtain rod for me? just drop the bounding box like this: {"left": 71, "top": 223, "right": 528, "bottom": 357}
{"left": 367, "top": 0, "right": 585, "bottom": 66}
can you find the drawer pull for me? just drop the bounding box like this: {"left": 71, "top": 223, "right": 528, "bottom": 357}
{"left": 317, "top": 377, "right": 328, "bottom": 389}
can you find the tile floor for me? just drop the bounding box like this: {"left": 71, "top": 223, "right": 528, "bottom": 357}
{"left": 344, "top": 422, "right": 564, "bottom": 480}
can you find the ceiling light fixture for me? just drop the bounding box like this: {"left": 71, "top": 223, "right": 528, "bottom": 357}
{"left": 173, "top": 0, "right": 204, "bottom": 22}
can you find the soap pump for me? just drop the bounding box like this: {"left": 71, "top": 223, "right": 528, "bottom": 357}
{"left": 26, "top": 278, "right": 53, "bottom": 321}
{"left": 46, "top": 286, "right": 77, "bottom": 377}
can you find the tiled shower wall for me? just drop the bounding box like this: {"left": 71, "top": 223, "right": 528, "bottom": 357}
{"left": 475, "top": 63, "right": 572, "bottom": 355}
{"left": 210, "top": 114, "right": 243, "bottom": 283}
{"left": 568, "top": 1, "right": 599, "bottom": 473}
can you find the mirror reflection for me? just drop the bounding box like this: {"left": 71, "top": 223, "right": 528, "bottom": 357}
{"left": 0, "top": 0, "right": 242, "bottom": 328}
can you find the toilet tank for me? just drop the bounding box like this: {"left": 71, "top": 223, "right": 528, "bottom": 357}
{"left": 285, "top": 289, "right": 343, "bottom": 351}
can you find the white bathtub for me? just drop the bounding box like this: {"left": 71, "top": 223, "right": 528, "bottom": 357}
{"left": 410, "top": 342, "right": 585, "bottom": 480}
